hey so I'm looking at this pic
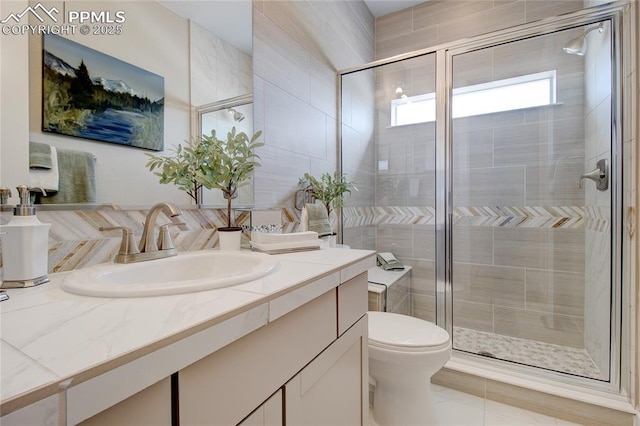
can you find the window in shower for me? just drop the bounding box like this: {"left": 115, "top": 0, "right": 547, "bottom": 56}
{"left": 391, "top": 70, "right": 557, "bottom": 127}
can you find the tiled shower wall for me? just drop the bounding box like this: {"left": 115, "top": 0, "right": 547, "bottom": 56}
{"left": 252, "top": 0, "right": 374, "bottom": 209}
{"left": 342, "top": 0, "right": 605, "bottom": 350}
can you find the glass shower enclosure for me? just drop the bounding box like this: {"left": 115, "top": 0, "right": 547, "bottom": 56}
{"left": 340, "top": 9, "right": 621, "bottom": 388}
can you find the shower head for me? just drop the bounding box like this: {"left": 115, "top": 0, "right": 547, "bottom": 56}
{"left": 228, "top": 108, "right": 245, "bottom": 122}
{"left": 563, "top": 22, "right": 604, "bottom": 56}
{"left": 393, "top": 82, "right": 407, "bottom": 99}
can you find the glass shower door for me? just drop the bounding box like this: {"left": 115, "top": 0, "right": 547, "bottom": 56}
{"left": 341, "top": 54, "right": 437, "bottom": 318}
{"left": 450, "top": 21, "right": 613, "bottom": 381}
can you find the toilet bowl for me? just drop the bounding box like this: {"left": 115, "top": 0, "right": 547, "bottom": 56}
{"left": 368, "top": 311, "right": 451, "bottom": 426}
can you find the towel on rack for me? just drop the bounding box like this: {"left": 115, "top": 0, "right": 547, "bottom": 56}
{"left": 39, "top": 147, "right": 96, "bottom": 204}
{"left": 300, "top": 203, "right": 332, "bottom": 237}
{"left": 28, "top": 145, "right": 59, "bottom": 192}
{"left": 29, "top": 142, "right": 53, "bottom": 169}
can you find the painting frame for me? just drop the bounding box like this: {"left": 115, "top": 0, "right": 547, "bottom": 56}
{"left": 42, "top": 34, "right": 165, "bottom": 151}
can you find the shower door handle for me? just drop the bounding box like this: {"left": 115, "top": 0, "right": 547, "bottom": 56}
{"left": 579, "top": 159, "right": 608, "bottom": 191}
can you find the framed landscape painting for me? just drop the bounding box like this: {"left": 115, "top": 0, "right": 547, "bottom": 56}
{"left": 42, "top": 34, "right": 164, "bottom": 151}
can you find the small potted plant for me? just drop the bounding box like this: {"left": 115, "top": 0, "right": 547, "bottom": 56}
{"left": 208, "top": 127, "right": 263, "bottom": 249}
{"left": 298, "top": 171, "right": 355, "bottom": 242}
{"left": 299, "top": 171, "right": 356, "bottom": 217}
{"left": 146, "top": 127, "right": 263, "bottom": 250}
{"left": 145, "top": 132, "right": 222, "bottom": 204}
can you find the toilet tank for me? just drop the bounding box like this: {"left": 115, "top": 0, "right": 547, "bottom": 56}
{"left": 367, "top": 266, "right": 412, "bottom": 315}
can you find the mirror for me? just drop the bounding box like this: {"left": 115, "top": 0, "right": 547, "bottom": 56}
{"left": 198, "top": 94, "right": 255, "bottom": 207}
{"left": 0, "top": 0, "right": 252, "bottom": 209}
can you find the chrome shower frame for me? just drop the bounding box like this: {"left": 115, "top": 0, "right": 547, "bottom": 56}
{"left": 337, "top": 1, "right": 634, "bottom": 400}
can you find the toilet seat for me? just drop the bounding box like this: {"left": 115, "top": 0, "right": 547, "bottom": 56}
{"left": 368, "top": 311, "right": 450, "bottom": 352}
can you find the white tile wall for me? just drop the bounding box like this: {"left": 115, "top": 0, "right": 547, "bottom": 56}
{"left": 252, "top": 0, "right": 374, "bottom": 209}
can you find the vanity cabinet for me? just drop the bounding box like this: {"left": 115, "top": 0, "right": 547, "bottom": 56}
{"left": 0, "top": 250, "right": 375, "bottom": 426}
{"left": 179, "top": 272, "right": 368, "bottom": 426}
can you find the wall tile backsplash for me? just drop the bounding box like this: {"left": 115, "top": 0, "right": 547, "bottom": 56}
{"left": 0, "top": 207, "right": 300, "bottom": 274}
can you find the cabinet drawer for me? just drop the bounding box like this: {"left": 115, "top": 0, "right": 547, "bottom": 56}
{"left": 0, "top": 394, "right": 60, "bottom": 426}
{"left": 79, "top": 378, "right": 171, "bottom": 426}
{"left": 179, "top": 289, "right": 337, "bottom": 426}
{"left": 338, "top": 272, "right": 368, "bottom": 335}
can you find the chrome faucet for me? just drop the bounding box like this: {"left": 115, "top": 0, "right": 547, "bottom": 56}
{"left": 139, "top": 202, "right": 184, "bottom": 253}
{"left": 100, "top": 202, "right": 184, "bottom": 264}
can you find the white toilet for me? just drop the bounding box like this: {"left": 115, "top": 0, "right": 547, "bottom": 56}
{"left": 368, "top": 311, "right": 451, "bottom": 426}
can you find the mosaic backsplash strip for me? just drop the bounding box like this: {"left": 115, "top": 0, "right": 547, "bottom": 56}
{"left": 343, "top": 205, "right": 609, "bottom": 231}
{"left": 0, "top": 207, "right": 300, "bottom": 274}
{"left": 0, "top": 203, "right": 606, "bottom": 275}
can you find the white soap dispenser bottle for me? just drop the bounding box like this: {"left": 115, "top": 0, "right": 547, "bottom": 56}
{"left": 1, "top": 185, "right": 51, "bottom": 288}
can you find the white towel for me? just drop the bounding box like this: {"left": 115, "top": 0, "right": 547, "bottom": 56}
{"left": 28, "top": 145, "right": 59, "bottom": 192}
{"left": 300, "top": 204, "right": 332, "bottom": 236}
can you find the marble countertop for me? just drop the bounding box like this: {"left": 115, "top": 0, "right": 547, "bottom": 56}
{"left": 0, "top": 247, "right": 375, "bottom": 416}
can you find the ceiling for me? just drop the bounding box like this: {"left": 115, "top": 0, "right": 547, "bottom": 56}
{"left": 364, "top": 0, "right": 425, "bottom": 17}
{"left": 160, "top": 0, "right": 425, "bottom": 55}
{"left": 159, "top": 1, "right": 253, "bottom": 54}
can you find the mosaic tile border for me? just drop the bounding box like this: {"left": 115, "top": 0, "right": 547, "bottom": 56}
{"left": 0, "top": 204, "right": 610, "bottom": 274}
{"left": 343, "top": 205, "right": 610, "bottom": 231}
{"left": 1, "top": 207, "right": 253, "bottom": 273}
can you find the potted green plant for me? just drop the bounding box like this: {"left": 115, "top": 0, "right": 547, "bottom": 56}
{"left": 298, "top": 171, "right": 356, "bottom": 218}
{"left": 145, "top": 131, "right": 222, "bottom": 204}
{"left": 146, "top": 127, "right": 263, "bottom": 250}
{"left": 298, "top": 172, "right": 355, "bottom": 247}
{"left": 208, "top": 127, "right": 263, "bottom": 249}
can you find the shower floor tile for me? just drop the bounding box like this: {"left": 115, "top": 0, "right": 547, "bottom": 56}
{"left": 453, "top": 327, "right": 605, "bottom": 380}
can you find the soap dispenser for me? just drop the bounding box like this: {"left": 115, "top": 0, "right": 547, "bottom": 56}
{"left": 1, "top": 185, "right": 51, "bottom": 288}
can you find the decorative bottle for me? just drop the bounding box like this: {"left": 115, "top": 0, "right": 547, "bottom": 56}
{"left": 1, "top": 185, "right": 51, "bottom": 288}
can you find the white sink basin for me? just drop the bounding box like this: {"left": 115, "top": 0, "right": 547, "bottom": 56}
{"left": 61, "top": 250, "right": 279, "bottom": 298}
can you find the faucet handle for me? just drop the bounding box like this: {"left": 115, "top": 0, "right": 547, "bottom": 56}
{"left": 0, "top": 187, "right": 12, "bottom": 205}
{"left": 157, "top": 222, "right": 185, "bottom": 251}
{"left": 100, "top": 226, "right": 141, "bottom": 261}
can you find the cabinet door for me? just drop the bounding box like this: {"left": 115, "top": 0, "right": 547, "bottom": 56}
{"left": 180, "top": 290, "right": 336, "bottom": 425}
{"left": 285, "top": 315, "right": 367, "bottom": 425}
{"left": 78, "top": 377, "right": 171, "bottom": 426}
{"left": 238, "top": 390, "right": 283, "bottom": 426}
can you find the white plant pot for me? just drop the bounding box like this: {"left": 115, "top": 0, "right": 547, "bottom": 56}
{"left": 218, "top": 227, "right": 242, "bottom": 250}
